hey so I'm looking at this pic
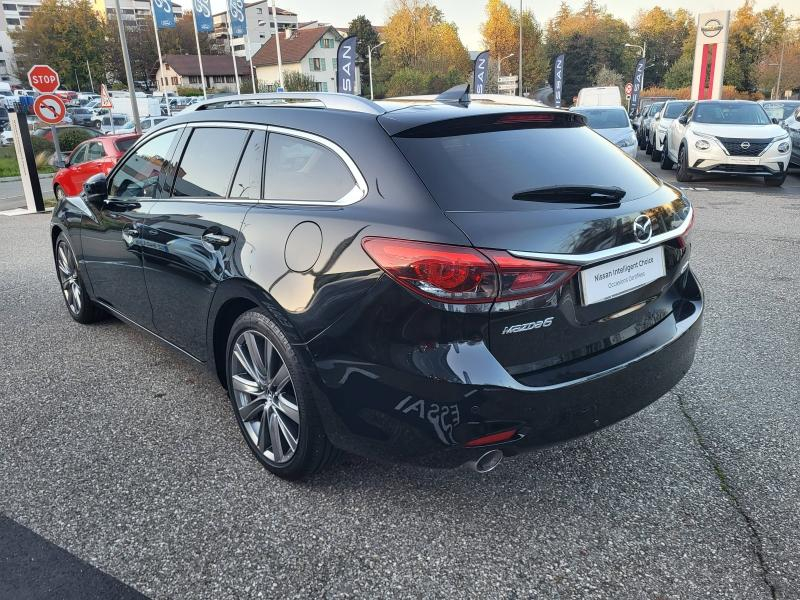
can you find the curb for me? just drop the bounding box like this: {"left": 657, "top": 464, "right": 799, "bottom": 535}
{"left": 0, "top": 173, "right": 55, "bottom": 182}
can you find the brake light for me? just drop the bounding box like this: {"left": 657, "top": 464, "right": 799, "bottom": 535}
{"left": 482, "top": 250, "right": 580, "bottom": 301}
{"left": 362, "top": 237, "right": 579, "bottom": 304}
{"left": 361, "top": 238, "right": 498, "bottom": 303}
{"left": 495, "top": 114, "right": 554, "bottom": 124}
{"left": 676, "top": 211, "right": 695, "bottom": 250}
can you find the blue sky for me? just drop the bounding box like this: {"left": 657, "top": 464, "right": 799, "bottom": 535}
{"left": 187, "top": 0, "right": 800, "bottom": 50}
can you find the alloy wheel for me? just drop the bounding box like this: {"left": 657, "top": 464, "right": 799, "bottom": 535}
{"left": 56, "top": 241, "right": 82, "bottom": 315}
{"left": 230, "top": 330, "right": 300, "bottom": 464}
{"left": 55, "top": 186, "right": 66, "bottom": 202}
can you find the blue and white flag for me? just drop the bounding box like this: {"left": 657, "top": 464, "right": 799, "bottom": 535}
{"left": 228, "top": 0, "right": 246, "bottom": 37}
{"left": 473, "top": 50, "right": 489, "bottom": 94}
{"left": 152, "top": 0, "right": 175, "bottom": 29}
{"left": 336, "top": 36, "right": 357, "bottom": 94}
{"left": 553, "top": 54, "right": 565, "bottom": 107}
{"left": 193, "top": 0, "right": 213, "bottom": 32}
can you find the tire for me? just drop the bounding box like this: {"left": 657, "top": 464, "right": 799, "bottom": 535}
{"left": 764, "top": 173, "right": 787, "bottom": 187}
{"left": 226, "top": 309, "right": 339, "bottom": 480}
{"left": 676, "top": 145, "right": 693, "bottom": 182}
{"left": 55, "top": 232, "right": 104, "bottom": 324}
{"left": 94, "top": 121, "right": 102, "bottom": 129}
{"left": 660, "top": 139, "right": 674, "bottom": 170}
{"left": 638, "top": 131, "right": 647, "bottom": 150}
{"left": 651, "top": 138, "right": 662, "bottom": 162}
{"left": 645, "top": 138, "right": 653, "bottom": 155}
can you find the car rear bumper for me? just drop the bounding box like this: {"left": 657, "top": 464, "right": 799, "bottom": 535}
{"left": 307, "top": 270, "right": 704, "bottom": 468}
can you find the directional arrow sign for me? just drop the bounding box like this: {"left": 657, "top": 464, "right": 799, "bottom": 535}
{"left": 33, "top": 93, "right": 66, "bottom": 125}
{"left": 27, "top": 64, "right": 60, "bottom": 94}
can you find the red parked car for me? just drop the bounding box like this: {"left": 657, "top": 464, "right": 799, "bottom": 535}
{"left": 52, "top": 134, "right": 140, "bottom": 200}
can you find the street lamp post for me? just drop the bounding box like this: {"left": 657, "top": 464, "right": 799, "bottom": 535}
{"left": 112, "top": 0, "right": 141, "bottom": 132}
{"left": 518, "top": 0, "right": 523, "bottom": 96}
{"left": 368, "top": 41, "right": 386, "bottom": 100}
{"left": 270, "top": 0, "right": 284, "bottom": 89}
{"left": 776, "top": 17, "right": 799, "bottom": 101}
{"left": 498, "top": 53, "right": 514, "bottom": 89}
{"left": 624, "top": 42, "right": 646, "bottom": 61}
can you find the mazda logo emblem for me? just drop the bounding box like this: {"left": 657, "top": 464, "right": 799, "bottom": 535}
{"left": 740, "top": 141, "right": 750, "bottom": 149}
{"left": 633, "top": 215, "right": 652, "bottom": 244}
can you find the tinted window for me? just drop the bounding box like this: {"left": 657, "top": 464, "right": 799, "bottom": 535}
{"left": 265, "top": 133, "right": 355, "bottom": 202}
{"left": 173, "top": 127, "right": 248, "bottom": 198}
{"left": 572, "top": 108, "right": 630, "bottom": 129}
{"left": 230, "top": 130, "right": 265, "bottom": 200}
{"left": 109, "top": 130, "right": 177, "bottom": 200}
{"left": 664, "top": 101, "right": 692, "bottom": 119}
{"left": 114, "top": 137, "right": 137, "bottom": 153}
{"left": 693, "top": 102, "right": 770, "bottom": 125}
{"left": 395, "top": 126, "right": 660, "bottom": 211}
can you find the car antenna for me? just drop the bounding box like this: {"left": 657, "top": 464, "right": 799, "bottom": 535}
{"left": 435, "top": 84, "right": 470, "bottom": 106}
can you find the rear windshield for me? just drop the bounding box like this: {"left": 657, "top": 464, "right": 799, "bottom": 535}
{"left": 664, "top": 101, "right": 692, "bottom": 118}
{"left": 115, "top": 137, "right": 137, "bottom": 152}
{"left": 395, "top": 126, "right": 660, "bottom": 211}
{"left": 571, "top": 109, "right": 629, "bottom": 129}
{"left": 693, "top": 102, "right": 770, "bottom": 125}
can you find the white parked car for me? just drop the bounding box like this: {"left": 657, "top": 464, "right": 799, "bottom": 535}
{"left": 570, "top": 105, "right": 638, "bottom": 158}
{"left": 115, "top": 116, "right": 169, "bottom": 134}
{"left": 648, "top": 100, "right": 693, "bottom": 162}
{"left": 661, "top": 100, "right": 791, "bottom": 186}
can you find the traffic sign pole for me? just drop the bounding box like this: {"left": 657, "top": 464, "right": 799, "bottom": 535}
{"left": 51, "top": 125, "right": 63, "bottom": 168}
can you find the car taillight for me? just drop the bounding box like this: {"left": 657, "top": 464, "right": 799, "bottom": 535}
{"left": 361, "top": 238, "right": 498, "bottom": 303}
{"left": 676, "top": 210, "right": 695, "bottom": 250}
{"left": 481, "top": 250, "right": 579, "bottom": 301}
{"left": 362, "top": 237, "right": 578, "bottom": 304}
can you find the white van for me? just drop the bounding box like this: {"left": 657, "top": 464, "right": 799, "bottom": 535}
{"left": 576, "top": 86, "right": 622, "bottom": 107}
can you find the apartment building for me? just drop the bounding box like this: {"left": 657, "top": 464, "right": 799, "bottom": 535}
{"left": 212, "top": 3, "right": 297, "bottom": 60}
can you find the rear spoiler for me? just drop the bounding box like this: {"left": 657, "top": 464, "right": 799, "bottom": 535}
{"left": 390, "top": 111, "right": 586, "bottom": 139}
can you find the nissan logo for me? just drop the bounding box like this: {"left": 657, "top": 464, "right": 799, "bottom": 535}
{"left": 740, "top": 141, "right": 751, "bottom": 150}
{"left": 701, "top": 18, "right": 723, "bottom": 38}
{"left": 633, "top": 215, "right": 653, "bottom": 244}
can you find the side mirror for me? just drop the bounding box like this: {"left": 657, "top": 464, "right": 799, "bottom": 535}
{"left": 772, "top": 117, "right": 779, "bottom": 125}
{"left": 83, "top": 173, "right": 108, "bottom": 206}
{"left": 678, "top": 115, "right": 688, "bottom": 125}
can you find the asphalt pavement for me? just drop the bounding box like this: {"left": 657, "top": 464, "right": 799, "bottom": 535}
{"left": 0, "top": 153, "right": 799, "bottom": 599}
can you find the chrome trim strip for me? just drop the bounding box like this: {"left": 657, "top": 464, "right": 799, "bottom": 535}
{"left": 95, "top": 300, "right": 203, "bottom": 364}
{"left": 508, "top": 206, "right": 693, "bottom": 266}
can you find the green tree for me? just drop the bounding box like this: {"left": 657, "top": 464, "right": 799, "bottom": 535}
{"left": 10, "top": 0, "right": 108, "bottom": 90}
{"left": 727, "top": 1, "right": 786, "bottom": 92}
{"left": 347, "top": 15, "right": 381, "bottom": 97}
{"left": 281, "top": 71, "right": 317, "bottom": 92}
{"left": 631, "top": 7, "right": 693, "bottom": 87}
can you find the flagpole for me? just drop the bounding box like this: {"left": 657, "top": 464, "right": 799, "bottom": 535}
{"left": 271, "top": 0, "right": 283, "bottom": 88}
{"left": 151, "top": 5, "right": 171, "bottom": 115}
{"left": 246, "top": 33, "right": 256, "bottom": 93}
{"left": 226, "top": 4, "right": 241, "bottom": 95}
{"left": 192, "top": 17, "right": 208, "bottom": 99}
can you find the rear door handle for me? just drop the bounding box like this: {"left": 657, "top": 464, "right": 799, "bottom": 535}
{"left": 202, "top": 232, "right": 232, "bottom": 247}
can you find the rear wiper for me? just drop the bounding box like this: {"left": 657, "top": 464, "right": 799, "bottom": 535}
{"left": 512, "top": 185, "right": 626, "bottom": 204}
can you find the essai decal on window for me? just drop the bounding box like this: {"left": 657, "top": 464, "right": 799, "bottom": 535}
{"left": 501, "top": 317, "right": 554, "bottom": 335}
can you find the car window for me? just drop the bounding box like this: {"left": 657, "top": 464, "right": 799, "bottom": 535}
{"left": 693, "top": 102, "right": 770, "bottom": 125}
{"left": 172, "top": 127, "right": 249, "bottom": 198}
{"left": 109, "top": 130, "right": 178, "bottom": 200}
{"left": 230, "top": 130, "right": 265, "bottom": 200}
{"left": 663, "top": 102, "right": 692, "bottom": 119}
{"left": 86, "top": 142, "right": 105, "bottom": 161}
{"left": 265, "top": 133, "right": 355, "bottom": 202}
{"left": 394, "top": 126, "right": 660, "bottom": 211}
{"left": 69, "top": 144, "right": 88, "bottom": 165}
{"left": 114, "top": 137, "right": 138, "bottom": 153}
{"left": 572, "top": 109, "right": 630, "bottom": 129}
{"left": 113, "top": 116, "right": 127, "bottom": 126}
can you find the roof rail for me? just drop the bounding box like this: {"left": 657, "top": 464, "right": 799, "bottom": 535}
{"left": 182, "top": 92, "right": 386, "bottom": 116}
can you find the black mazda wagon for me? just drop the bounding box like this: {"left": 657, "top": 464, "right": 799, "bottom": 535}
{"left": 50, "top": 89, "right": 702, "bottom": 479}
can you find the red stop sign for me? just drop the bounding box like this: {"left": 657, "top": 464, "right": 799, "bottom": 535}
{"left": 27, "top": 64, "right": 60, "bottom": 93}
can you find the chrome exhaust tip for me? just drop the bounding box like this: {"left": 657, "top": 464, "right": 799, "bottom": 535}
{"left": 466, "top": 449, "right": 504, "bottom": 473}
